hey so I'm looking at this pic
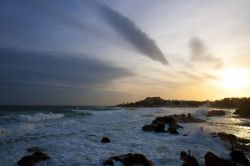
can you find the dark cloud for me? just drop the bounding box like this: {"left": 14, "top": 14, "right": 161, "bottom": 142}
{"left": 0, "top": 48, "right": 132, "bottom": 104}
{"left": 92, "top": 1, "right": 168, "bottom": 65}
{"left": 189, "top": 37, "right": 222, "bottom": 69}
{"left": 0, "top": 48, "right": 131, "bottom": 87}
{"left": 0, "top": 0, "right": 168, "bottom": 65}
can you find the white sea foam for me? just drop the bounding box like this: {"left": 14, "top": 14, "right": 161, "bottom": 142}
{"left": 0, "top": 107, "right": 249, "bottom": 166}
{"left": 18, "top": 112, "right": 64, "bottom": 122}
{"left": 70, "top": 109, "right": 92, "bottom": 114}
{"left": 192, "top": 106, "right": 210, "bottom": 120}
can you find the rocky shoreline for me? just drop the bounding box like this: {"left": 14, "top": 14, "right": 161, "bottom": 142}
{"left": 16, "top": 110, "right": 250, "bottom": 166}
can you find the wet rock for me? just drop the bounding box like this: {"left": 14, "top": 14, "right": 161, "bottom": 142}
{"left": 17, "top": 151, "right": 50, "bottom": 166}
{"left": 174, "top": 113, "right": 204, "bottom": 123}
{"left": 142, "top": 124, "right": 155, "bottom": 131}
{"left": 206, "top": 110, "right": 226, "bottom": 117}
{"left": 101, "top": 137, "right": 110, "bottom": 143}
{"left": 180, "top": 151, "right": 200, "bottom": 166}
{"left": 103, "top": 159, "right": 114, "bottom": 166}
{"left": 103, "top": 153, "right": 152, "bottom": 166}
{"left": 215, "top": 132, "right": 250, "bottom": 151}
{"left": 168, "top": 127, "right": 179, "bottom": 134}
{"left": 234, "top": 107, "right": 250, "bottom": 118}
{"left": 230, "top": 150, "right": 250, "bottom": 166}
{"left": 154, "top": 122, "right": 165, "bottom": 132}
{"left": 152, "top": 116, "right": 175, "bottom": 125}
{"left": 204, "top": 152, "right": 233, "bottom": 166}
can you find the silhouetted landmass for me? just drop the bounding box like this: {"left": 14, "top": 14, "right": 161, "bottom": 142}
{"left": 211, "top": 97, "right": 250, "bottom": 108}
{"left": 118, "top": 97, "right": 250, "bottom": 108}
{"left": 118, "top": 97, "right": 250, "bottom": 118}
{"left": 117, "top": 97, "right": 209, "bottom": 107}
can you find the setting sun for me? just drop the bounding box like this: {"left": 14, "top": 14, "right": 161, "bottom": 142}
{"left": 219, "top": 68, "right": 250, "bottom": 89}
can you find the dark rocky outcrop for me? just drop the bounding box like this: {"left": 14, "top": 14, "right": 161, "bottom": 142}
{"left": 234, "top": 107, "right": 250, "bottom": 118}
{"left": 180, "top": 151, "right": 200, "bottom": 166}
{"left": 142, "top": 124, "right": 155, "bottom": 131}
{"left": 152, "top": 114, "right": 203, "bottom": 125}
{"left": 142, "top": 113, "right": 203, "bottom": 134}
{"left": 215, "top": 132, "right": 250, "bottom": 151}
{"left": 117, "top": 97, "right": 208, "bottom": 107}
{"left": 204, "top": 152, "right": 233, "bottom": 166}
{"left": 168, "top": 126, "right": 179, "bottom": 134}
{"left": 172, "top": 113, "right": 204, "bottom": 123}
{"left": 206, "top": 110, "right": 226, "bottom": 117}
{"left": 230, "top": 150, "right": 250, "bottom": 166}
{"left": 142, "top": 123, "right": 166, "bottom": 133}
{"left": 17, "top": 151, "right": 50, "bottom": 166}
{"left": 154, "top": 122, "right": 165, "bottom": 132}
{"left": 101, "top": 137, "right": 110, "bottom": 143}
{"left": 103, "top": 153, "right": 152, "bottom": 166}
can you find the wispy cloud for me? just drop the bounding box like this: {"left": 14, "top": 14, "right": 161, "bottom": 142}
{"left": 92, "top": 1, "right": 168, "bottom": 65}
{"left": 189, "top": 37, "right": 222, "bottom": 69}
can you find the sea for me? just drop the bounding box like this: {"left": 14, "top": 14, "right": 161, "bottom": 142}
{"left": 0, "top": 106, "right": 249, "bottom": 166}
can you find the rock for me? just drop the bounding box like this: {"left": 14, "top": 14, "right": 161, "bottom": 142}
{"left": 230, "top": 150, "right": 250, "bottom": 166}
{"left": 206, "top": 110, "right": 226, "bottom": 117}
{"left": 142, "top": 124, "right": 155, "bottom": 131}
{"left": 17, "top": 151, "right": 50, "bottom": 166}
{"left": 173, "top": 114, "right": 204, "bottom": 123}
{"left": 123, "top": 153, "right": 152, "bottom": 166}
{"left": 103, "top": 159, "right": 114, "bottom": 166}
{"left": 103, "top": 153, "right": 152, "bottom": 166}
{"left": 154, "top": 122, "right": 165, "bottom": 132}
{"left": 168, "top": 127, "right": 179, "bottom": 134}
{"left": 216, "top": 132, "right": 250, "bottom": 151}
{"left": 180, "top": 151, "right": 200, "bottom": 166}
{"left": 101, "top": 137, "right": 110, "bottom": 143}
{"left": 204, "top": 152, "right": 233, "bottom": 166}
{"left": 234, "top": 107, "right": 250, "bottom": 118}
{"left": 152, "top": 116, "right": 175, "bottom": 125}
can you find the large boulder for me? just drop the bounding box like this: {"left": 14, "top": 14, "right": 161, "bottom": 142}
{"left": 215, "top": 132, "right": 250, "bottom": 151}
{"left": 230, "top": 150, "right": 250, "bottom": 166}
{"left": 152, "top": 116, "right": 175, "bottom": 125}
{"left": 180, "top": 151, "right": 200, "bottom": 166}
{"left": 154, "top": 122, "right": 165, "bottom": 132}
{"left": 101, "top": 137, "right": 111, "bottom": 143}
{"left": 234, "top": 107, "right": 250, "bottom": 118}
{"left": 17, "top": 151, "right": 50, "bottom": 166}
{"left": 142, "top": 124, "right": 155, "bottom": 131}
{"left": 204, "top": 152, "right": 233, "bottom": 166}
{"left": 103, "top": 153, "right": 152, "bottom": 166}
{"left": 142, "top": 123, "right": 165, "bottom": 132}
{"left": 206, "top": 110, "right": 226, "bottom": 117}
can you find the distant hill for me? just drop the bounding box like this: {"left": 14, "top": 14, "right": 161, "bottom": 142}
{"left": 117, "top": 97, "right": 208, "bottom": 107}
{"left": 117, "top": 97, "right": 250, "bottom": 108}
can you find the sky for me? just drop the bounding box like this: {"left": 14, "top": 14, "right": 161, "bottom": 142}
{"left": 0, "top": 0, "right": 250, "bottom": 105}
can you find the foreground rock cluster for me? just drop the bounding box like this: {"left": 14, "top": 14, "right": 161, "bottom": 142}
{"left": 234, "top": 107, "right": 250, "bottom": 118}
{"left": 142, "top": 113, "right": 203, "bottom": 134}
{"left": 103, "top": 153, "right": 152, "bottom": 166}
{"left": 16, "top": 110, "right": 250, "bottom": 166}
{"left": 212, "top": 132, "right": 250, "bottom": 166}
{"left": 17, "top": 147, "right": 50, "bottom": 166}
{"left": 206, "top": 110, "right": 226, "bottom": 117}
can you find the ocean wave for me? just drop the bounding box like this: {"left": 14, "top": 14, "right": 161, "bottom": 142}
{"left": 192, "top": 107, "right": 210, "bottom": 120}
{"left": 18, "top": 112, "right": 64, "bottom": 122}
{"left": 70, "top": 109, "right": 93, "bottom": 114}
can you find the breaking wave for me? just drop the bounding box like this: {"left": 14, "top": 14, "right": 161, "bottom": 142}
{"left": 18, "top": 112, "right": 64, "bottom": 122}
